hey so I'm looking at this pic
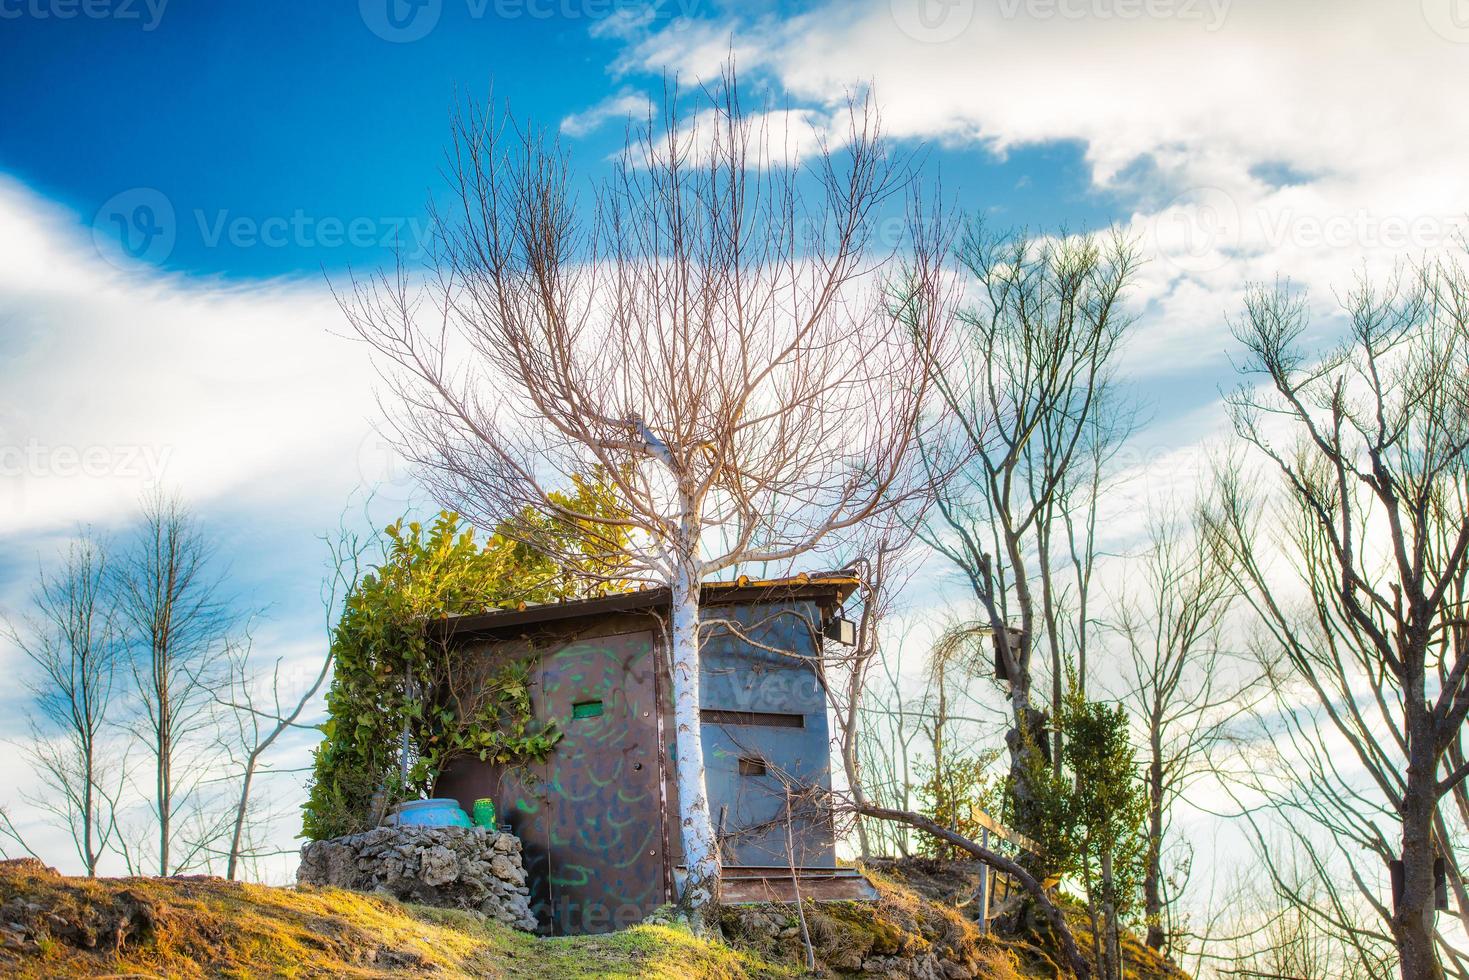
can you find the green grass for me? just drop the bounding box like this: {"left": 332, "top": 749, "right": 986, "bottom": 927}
{"left": 0, "top": 859, "right": 793, "bottom": 979}
{"left": 0, "top": 857, "right": 1187, "bottom": 979}
{"left": 411, "top": 907, "right": 795, "bottom": 979}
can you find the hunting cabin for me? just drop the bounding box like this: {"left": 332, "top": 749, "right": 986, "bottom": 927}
{"left": 432, "top": 574, "right": 876, "bottom": 935}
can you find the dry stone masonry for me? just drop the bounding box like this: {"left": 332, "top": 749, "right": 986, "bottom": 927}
{"left": 297, "top": 825, "right": 536, "bottom": 931}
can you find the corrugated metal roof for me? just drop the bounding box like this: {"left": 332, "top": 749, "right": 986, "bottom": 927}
{"left": 429, "top": 572, "right": 859, "bottom": 639}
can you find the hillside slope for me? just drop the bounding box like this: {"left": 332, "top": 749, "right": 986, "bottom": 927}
{"left": 0, "top": 857, "right": 1188, "bottom": 978}
{"left": 864, "top": 858, "right": 1189, "bottom": 980}
{"left": 0, "top": 859, "right": 786, "bottom": 979}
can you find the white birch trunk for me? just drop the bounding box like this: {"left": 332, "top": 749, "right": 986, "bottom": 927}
{"left": 670, "top": 556, "right": 720, "bottom": 911}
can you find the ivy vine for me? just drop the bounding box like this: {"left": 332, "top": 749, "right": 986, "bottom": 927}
{"left": 302, "top": 500, "right": 628, "bottom": 841}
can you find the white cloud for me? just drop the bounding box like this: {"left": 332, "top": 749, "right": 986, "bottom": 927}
{"left": 0, "top": 177, "right": 389, "bottom": 539}
{"left": 611, "top": 0, "right": 1469, "bottom": 373}
{"left": 560, "top": 89, "right": 654, "bottom": 137}
{"left": 0, "top": 177, "right": 413, "bottom": 878}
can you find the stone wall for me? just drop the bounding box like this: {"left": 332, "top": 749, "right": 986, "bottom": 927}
{"left": 297, "top": 826, "right": 536, "bottom": 931}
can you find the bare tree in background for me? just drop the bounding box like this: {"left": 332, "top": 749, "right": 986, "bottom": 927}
{"left": 1201, "top": 862, "right": 1390, "bottom": 980}
{"left": 1111, "top": 501, "right": 1254, "bottom": 955}
{"left": 212, "top": 518, "right": 371, "bottom": 880}
{"left": 917, "top": 223, "right": 1138, "bottom": 841}
{"left": 116, "top": 492, "right": 231, "bottom": 876}
{"left": 848, "top": 618, "right": 1008, "bottom": 860}
{"left": 809, "top": 534, "right": 1092, "bottom": 976}
{"left": 1206, "top": 262, "right": 1469, "bottom": 980}
{"left": 851, "top": 621, "right": 929, "bottom": 857}
{"left": 341, "top": 70, "right": 953, "bottom": 916}
{"left": 2, "top": 534, "right": 123, "bottom": 876}
{"left": 822, "top": 522, "right": 926, "bottom": 860}
{"left": 915, "top": 621, "right": 1004, "bottom": 853}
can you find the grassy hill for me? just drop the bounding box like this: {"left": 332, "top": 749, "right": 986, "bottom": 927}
{"left": 862, "top": 858, "right": 1188, "bottom": 980}
{"left": 0, "top": 858, "right": 783, "bottom": 979}
{"left": 0, "top": 857, "right": 1187, "bottom": 978}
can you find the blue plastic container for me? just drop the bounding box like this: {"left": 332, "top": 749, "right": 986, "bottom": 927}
{"left": 390, "top": 798, "right": 472, "bottom": 828}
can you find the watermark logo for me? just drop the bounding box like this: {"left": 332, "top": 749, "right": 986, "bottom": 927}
{"left": 92, "top": 187, "right": 177, "bottom": 268}
{"left": 0, "top": 439, "right": 174, "bottom": 482}
{"left": 890, "top": 0, "right": 975, "bottom": 43}
{"left": 357, "top": 431, "right": 420, "bottom": 505}
{"left": 91, "top": 187, "right": 434, "bottom": 268}
{"left": 1422, "top": 0, "right": 1469, "bottom": 43}
{"left": 193, "top": 209, "right": 430, "bottom": 254}
{"left": 360, "top": 0, "right": 704, "bottom": 42}
{"left": 360, "top": 0, "right": 441, "bottom": 42}
{"left": 1149, "top": 186, "right": 1241, "bottom": 274}
{"left": 1150, "top": 187, "right": 1468, "bottom": 274}
{"left": 1261, "top": 209, "right": 1465, "bottom": 252}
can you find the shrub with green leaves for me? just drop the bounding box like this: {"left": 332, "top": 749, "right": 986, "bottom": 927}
{"left": 302, "top": 497, "right": 629, "bottom": 841}
{"left": 1021, "top": 694, "right": 1147, "bottom": 887}
{"left": 1017, "top": 689, "right": 1148, "bottom": 978}
{"left": 916, "top": 749, "right": 1003, "bottom": 860}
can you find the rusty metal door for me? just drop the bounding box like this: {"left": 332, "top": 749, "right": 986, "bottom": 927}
{"left": 536, "top": 630, "right": 665, "bottom": 934}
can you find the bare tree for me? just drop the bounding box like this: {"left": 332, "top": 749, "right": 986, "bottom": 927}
{"left": 1110, "top": 500, "right": 1256, "bottom": 955}
{"left": 3, "top": 533, "right": 123, "bottom": 876}
{"left": 1200, "top": 862, "right": 1391, "bottom": 980}
{"left": 341, "top": 71, "right": 953, "bottom": 915}
{"left": 116, "top": 492, "right": 231, "bottom": 876}
{"left": 914, "top": 622, "right": 1005, "bottom": 854}
{"left": 212, "top": 516, "right": 372, "bottom": 880}
{"left": 820, "top": 522, "right": 927, "bottom": 860}
{"left": 851, "top": 622, "right": 929, "bottom": 857}
{"left": 1205, "top": 261, "right": 1469, "bottom": 980}
{"left": 917, "top": 223, "right": 1138, "bottom": 842}
{"left": 812, "top": 538, "right": 1092, "bottom": 977}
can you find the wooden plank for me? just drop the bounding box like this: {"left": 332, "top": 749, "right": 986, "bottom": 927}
{"left": 719, "top": 869, "right": 879, "bottom": 904}
{"left": 967, "top": 806, "right": 1041, "bottom": 857}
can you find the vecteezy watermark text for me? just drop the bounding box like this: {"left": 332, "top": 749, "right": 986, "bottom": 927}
{"left": 996, "top": 0, "right": 1230, "bottom": 30}
{"left": 358, "top": 0, "right": 702, "bottom": 43}
{"left": 1260, "top": 209, "right": 1466, "bottom": 251}
{"left": 194, "top": 209, "right": 430, "bottom": 253}
{"left": 0, "top": 0, "right": 167, "bottom": 30}
{"left": 92, "top": 188, "right": 432, "bottom": 268}
{"left": 1149, "top": 185, "right": 1469, "bottom": 274}
{"left": 0, "top": 440, "right": 174, "bottom": 481}
{"left": 890, "top": 0, "right": 1229, "bottom": 43}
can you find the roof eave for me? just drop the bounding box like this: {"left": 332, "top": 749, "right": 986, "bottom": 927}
{"left": 427, "top": 575, "right": 858, "bottom": 641}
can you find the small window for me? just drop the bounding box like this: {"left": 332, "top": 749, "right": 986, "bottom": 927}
{"left": 738, "top": 757, "right": 768, "bottom": 777}
{"left": 700, "top": 709, "right": 805, "bottom": 729}
{"left": 571, "top": 700, "right": 604, "bottom": 719}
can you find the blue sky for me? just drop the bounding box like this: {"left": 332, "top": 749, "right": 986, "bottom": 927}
{"left": 2, "top": 1, "right": 1110, "bottom": 278}
{"left": 3, "top": 1, "right": 626, "bottom": 276}
{"left": 2, "top": 0, "right": 1466, "bottom": 886}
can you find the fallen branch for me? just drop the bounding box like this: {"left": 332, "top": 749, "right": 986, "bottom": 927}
{"left": 857, "top": 802, "right": 1090, "bottom": 979}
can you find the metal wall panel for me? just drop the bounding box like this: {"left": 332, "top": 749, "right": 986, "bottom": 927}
{"left": 699, "top": 599, "right": 837, "bottom": 868}
{"left": 536, "top": 630, "right": 664, "bottom": 933}
{"left": 438, "top": 630, "right": 665, "bottom": 934}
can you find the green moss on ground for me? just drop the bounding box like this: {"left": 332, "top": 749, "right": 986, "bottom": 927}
{"left": 866, "top": 857, "right": 1190, "bottom": 980}
{"left": 416, "top": 906, "right": 792, "bottom": 980}
{"left": 0, "top": 856, "right": 1189, "bottom": 979}
{"left": 717, "top": 871, "right": 1024, "bottom": 978}
{"left": 0, "top": 858, "right": 789, "bottom": 979}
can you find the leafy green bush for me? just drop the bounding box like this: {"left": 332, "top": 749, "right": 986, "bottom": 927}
{"left": 303, "top": 496, "right": 628, "bottom": 841}
{"left": 916, "top": 749, "right": 1003, "bottom": 860}
{"left": 1017, "top": 689, "right": 1149, "bottom": 979}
